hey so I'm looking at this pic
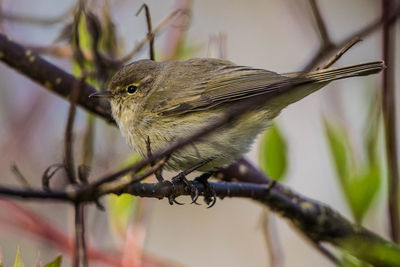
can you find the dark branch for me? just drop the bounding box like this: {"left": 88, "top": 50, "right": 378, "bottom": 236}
{"left": 74, "top": 203, "right": 88, "bottom": 267}
{"left": 382, "top": 0, "right": 400, "bottom": 243}
{"left": 136, "top": 4, "right": 155, "bottom": 61}
{"left": 0, "top": 34, "right": 115, "bottom": 123}
{"left": 1, "top": 173, "right": 400, "bottom": 266}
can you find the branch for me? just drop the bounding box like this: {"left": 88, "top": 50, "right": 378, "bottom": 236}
{"left": 0, "top": 34, "right": 114, "bottom": 123}
{"left": 308, "top": 0, "right": 333, "bottom": 48}
{"left": 136, "top": 4, "right": 155, "bottom": 60}
{"left": 102, "top": 180, "right": 400, "bottom": 267}
{"left": 1, "top": 176, "right": 400, "bottom": 266}
{"left": 382, "top": 0, "right": 400, "bottom": 243}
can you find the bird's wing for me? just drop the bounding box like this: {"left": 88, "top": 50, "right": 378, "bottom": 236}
{"left": 149, "top": 59, "right": 308, "bottom": 116}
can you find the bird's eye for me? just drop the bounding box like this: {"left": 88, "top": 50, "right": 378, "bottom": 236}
{"left": 127, "top": 85, "right": 138, "bottom": 94}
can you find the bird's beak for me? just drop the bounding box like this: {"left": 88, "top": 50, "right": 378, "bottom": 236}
{"left": 89, "top": 90, "right": 114, "bottom": 98}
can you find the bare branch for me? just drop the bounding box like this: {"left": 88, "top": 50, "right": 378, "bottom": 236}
{"left": 136, "top": 4, "right": 155, "bottom": 60}
{"left": 382, "top": 0, "right": 400, "bottom": 243}
{"left": 73, "top": 203, "right": 88, "bottom": 267}
{"left": 317, "top": 36, "right": 361, "bottom": 70}
{"left": 308, "top": 0, "right": 333, "bottom": 48}
{"left": 118, "top": 9, "right": 184, "bottom": 63}
{"left": 65, "top": 75, "right": 86, "bottom": 184}
{"left": 0, "top": 34, "right": 114, "bottom": 122}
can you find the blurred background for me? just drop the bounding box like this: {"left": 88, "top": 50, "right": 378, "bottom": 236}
{"left": 0, "top": 0, "right": 396, "bottom": 266}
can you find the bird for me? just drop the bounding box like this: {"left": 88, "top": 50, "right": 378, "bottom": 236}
{"left": 90, "top": 58, "right": 384, "bottom": 205}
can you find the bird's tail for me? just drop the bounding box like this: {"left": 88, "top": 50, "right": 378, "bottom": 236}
{"left": 267, "top": 61, "right": 385, "bottom": 117}
{"left": 285, "top": 61, "right": 385, "bottom": 82}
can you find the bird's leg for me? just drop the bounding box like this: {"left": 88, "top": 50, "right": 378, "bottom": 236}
{"left": 146, "top": 136, "right": 164, "bottom": 182}
{"left": 168, "top": 158, "right": 214, "bottom": 205}
{"left": 194, "top": 172, "right": 217, "bottom": 208}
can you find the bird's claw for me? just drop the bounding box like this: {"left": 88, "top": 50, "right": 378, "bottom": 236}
{"left": 168, "top": 194, "right": 184, "bottom": 205}
{"left": 194, "top": 173, "right": 216, "bottom": 208}
{"left": 170, "top": 172, "right": 201, "bottom": 205}
{"left": 190, "top": 189, "right": 201, "bottom": 205}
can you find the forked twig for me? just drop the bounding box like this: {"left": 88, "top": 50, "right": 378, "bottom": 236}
{"left": 317, "top": 36, "right": 362, "bottom": 70}
{"left": 119, "top": 9, "right": 184, "bottom": 63}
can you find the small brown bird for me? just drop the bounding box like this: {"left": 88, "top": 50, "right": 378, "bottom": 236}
{"left": 91, "top": 58, "right": 383, "bottom": 172}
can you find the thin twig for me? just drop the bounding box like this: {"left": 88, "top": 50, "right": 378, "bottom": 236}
{"left": 382, "top": 0, "right": 399, "bottom": 243}
{"left": 81, "top": 115, "right": 95, "bottom": 168}
{"left": 308, "top": 0, "right": 333, "bottom": 48}
{"left": 74, "top": 203, "right": 88, "bottom": 267}
{"left": 10, "top": 164, "right": 31, "bottom": 188}
{"left": 317, "top": 36, "right": 361, "bottom": 70}
{"left": 65, "top": 75, "right": 87, "bottom": 184}
{"left": 136, "top": 4, "right": 155, "bottom": 60}
{"left": 302, "top": 4, "right": 400, "bottom": 71}
{"left": 302, "top": 234, "right": 341, "bottom": 266}
{"left": 119, "top": 9, "right": 183, "bottom": 63}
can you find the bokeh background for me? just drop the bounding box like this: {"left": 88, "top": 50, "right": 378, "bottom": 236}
{"left": 0, "top": 0, "right": 396, "bottom": 266}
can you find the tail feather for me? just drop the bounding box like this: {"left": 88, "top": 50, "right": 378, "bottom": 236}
{"left": 269, "top": 61, "right": 385, "bottom": 115}
{"left": 284, "top": 61, "right": 385, "bottom": 82}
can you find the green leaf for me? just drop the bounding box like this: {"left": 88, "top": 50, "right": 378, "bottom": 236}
{"left": 258, "top": 123, "right": 288, "bottom": 181}
{"left": 107, "top": 193, "right": 137, "bottom": 237}
{"left": 99, "top": 2, "right": 118, "bottom": 55}
{"left": 13, "top": 247, "right": 24, "bottom": 267}
{"left": 347, "top": 164, "right": 380, "bottom": 222}
{"left": 71, "top": 11, "right": 99, "bottom": 88}
{"left": 323, "top": 120, "right": 350, "bottom": 181}
{"left": 324, "top": 119, "right": 381, "bottom": 223}
{"left": 43, "top": 256, "right": 62, "bottom": 267}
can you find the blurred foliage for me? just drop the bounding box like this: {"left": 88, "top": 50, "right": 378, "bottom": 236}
{"left": 107, "top": 154, "right": 141, "bottom": 238}
{"left": 323, "top": 93, "right": 382, "bottom": 224}
{"left": 258, "top": 123, "right": 288, "bottom": 181}
{"left": 11, "top": 248, "right": 62, "bottom": 267}
{"left": 13, "top": 247, "right": 23, "bottom": 267}
{"left": 324, "top": 119, "right": 381, "bottom": 223}
{"left": 43, "top": 256, "right": 62, "bottom": 267}
{"left": 69, "top": 4, "right": 121, "bottom": 177}
{"left": 341, "top": 253, "right": 367, "bottom": 267}
{"left": 108, "top": 193, "right": 137, "bottom": 237}
{"left": 339, "top": 236, "right": 400, "bottom": 267}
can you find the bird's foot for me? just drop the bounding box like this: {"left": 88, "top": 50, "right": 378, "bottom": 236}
{"left": 194, "top": 173, "right": 216, "bottom": 208}
{"left": 169, "top": 172, "right": 200, "bottom": 205}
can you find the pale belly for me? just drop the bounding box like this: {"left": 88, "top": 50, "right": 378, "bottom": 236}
{"left": 122, "top": 108, "right": 274, "bottom": 172}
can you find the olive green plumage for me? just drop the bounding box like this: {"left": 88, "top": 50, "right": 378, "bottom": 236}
{"left": 97, "top": 58, "right": 384, "bottom": 171}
